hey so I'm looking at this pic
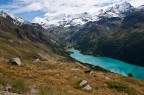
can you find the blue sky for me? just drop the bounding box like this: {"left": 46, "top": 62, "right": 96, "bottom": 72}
{"left": 0, "top": 0, "right": 144, "bottom": 22}
{"left": 16, "top": 11, "right": 45, "bottom": 21}
{"left": 0, "top": 0, "right": 45, "bottom": 21}
{"left": 0, "top": 0, "right": 12, "bottom": 4}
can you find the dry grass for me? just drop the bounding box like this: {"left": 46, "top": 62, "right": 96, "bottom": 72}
{"left": 0, "top": 58, "right": 144, "bottom": 95}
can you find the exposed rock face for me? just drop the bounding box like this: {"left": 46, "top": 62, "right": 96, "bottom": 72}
{"left": 9, "top": 58, "right": 22, "bottom": 65}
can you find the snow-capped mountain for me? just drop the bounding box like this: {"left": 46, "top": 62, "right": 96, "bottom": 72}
{"left": 138, "top": 5, "right": 144, "bottom": 10}
{"left": 99, "top": 2, "right": 135, "bottom": 18}
{"left": 32, "top": 12, "right": 99, "bottom": 28}
{"left": 32, "top": 2, "right": 136, "bottom": 28}
{"left": 0, "top": 11, "right": 29, "bottom": 26}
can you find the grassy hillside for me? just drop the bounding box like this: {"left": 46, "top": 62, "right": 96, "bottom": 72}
{"left": 0, "top": 58, "right": 144, "bottom": 95}
{"left": 0, "top": 17, "right": 66, "bottom": 61}
{"left": 0, "top": 11, "right": 144, "bottom": 95}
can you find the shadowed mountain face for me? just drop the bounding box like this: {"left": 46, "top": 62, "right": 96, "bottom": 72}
{"left": 69, "top": 9, "right": 144, "bottom": 67}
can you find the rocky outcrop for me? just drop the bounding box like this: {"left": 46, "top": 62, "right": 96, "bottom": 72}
{"left": 82, "top": 84, "right": 92, "bottom": 91}
{"left": 9, "top": 58, "right": 22, "bottom": 65}
{"left": 79, "top": 80, "right": 88, "bottom": 87}
{"left": 79, "top": 80, "right": 92, "bottom": 91}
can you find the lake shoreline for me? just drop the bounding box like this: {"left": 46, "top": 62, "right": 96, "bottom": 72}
{"left": 69, "top": 48, "right": 144, "bottom": 80}
{"left": 76, "top": 47, "right": 144, "bottom": 68}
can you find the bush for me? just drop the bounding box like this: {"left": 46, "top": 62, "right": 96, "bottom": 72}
{"left": 107, "top": 81, "right": 136, "bottom": 94}
{"left": 128, "top": 73, "right": 133, "bottom": 77}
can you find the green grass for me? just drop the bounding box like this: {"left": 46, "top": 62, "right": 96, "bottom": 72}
{"left": 73, "top": 80, "right": 84, "bottom": 89}
{"left": 11, "top": 79, "right": 29, "bottom": 94}
{"left": 119, "top": 76, "right": 144, "bottom": 87}
{"left": 107, "top": 81, "right": 136, "bottom": 94}
{"left": 38, "top": 85, "right": 69, "bottom": 95}
{"left": 0, "top": 78, "right": 7, "bottom": 86}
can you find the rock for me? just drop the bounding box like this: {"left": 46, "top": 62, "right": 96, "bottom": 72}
{"left": 79, "top": 80, "right": 88, "bottom": 87}
{"left": 105, "top": 77, "right": 110, "bottom": 80}
{"left": 0, "top": 85, "right": 5, "bottom": 91}
{"left": 79, "top": 80, "right": 92, "bottom": 91}
{"left": 0, "top": 91, "right": 22, "bottom": 95}
{"left": 9, "top": 58, "right": 21, "bottom": 65}
{"left": 30, "top": 88, "right": 38, "bottom": 95}
{"left": 5, "top": 84, "right": 12, "bottom": 92}
{"left": 71, "top": 68, "right": 80, "bottom": 71}
{"left": 83, "top": 84, "right": 92, "bottom": 91}
{"left": 8, "top": 39, "right": 14, "bottom": 43}
{"left": 33, "top": 59, "right": 41, "bottom": 63}
{"left": 104, "top": 84, "right": 107, "bottom": 87}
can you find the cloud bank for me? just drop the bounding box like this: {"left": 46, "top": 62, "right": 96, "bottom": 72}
{"left": 0, "top": 0, "right": 144, "bottom": 21}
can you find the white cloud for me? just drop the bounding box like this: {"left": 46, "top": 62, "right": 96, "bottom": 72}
{"left": 129, "top": 0, "right": 144, "bottom": 7}
{"left": 0, "top": 0, "right": 144, "bottom": 20}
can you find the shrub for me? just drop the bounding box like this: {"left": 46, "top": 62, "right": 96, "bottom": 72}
{"left": 107, "top": 81, "right": 136, "bottom": 94}
{"left": 128, "top": 73, "right": 133, "bottom": 77}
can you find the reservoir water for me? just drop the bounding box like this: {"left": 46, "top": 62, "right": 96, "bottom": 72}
{"left": 70, "top": 48, "right": 144, "bottom": 80}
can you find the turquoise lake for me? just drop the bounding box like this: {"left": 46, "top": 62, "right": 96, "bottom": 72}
{"left": 70, "top": 48, "right": 144, "bottom": 80}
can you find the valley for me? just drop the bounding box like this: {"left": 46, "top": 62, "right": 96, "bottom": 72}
{"left": 0, "top": 1, "right": 144, "bottom": 95}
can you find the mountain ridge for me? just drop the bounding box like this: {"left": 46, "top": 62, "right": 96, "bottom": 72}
{"left": 32, "top": 2, "right": 136, "bottom": 28}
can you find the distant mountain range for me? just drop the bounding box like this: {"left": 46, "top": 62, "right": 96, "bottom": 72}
{"left": 32, "top": 2, "right": 137, "bottom": 28}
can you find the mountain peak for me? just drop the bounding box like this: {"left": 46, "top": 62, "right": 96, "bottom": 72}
{"left": 101, "top": 2, "right": 135, "bottom": 18}
{"left": 138, "top": 5, "right": 144, "bottom": 10}
{"left": 0, "top": 10, "right": 29, "bottom": 26}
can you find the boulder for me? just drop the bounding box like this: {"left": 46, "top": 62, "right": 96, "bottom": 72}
{"left": 9, "top": 58, "right": 21, "bottom": 65}
{"left": 79, "top": 80, "right": 88, "bottom": 87}
{"left": 83, "top": 84, "right": 92, "bottom": 91}
{"left": 105, "top": 77, "right": 110, "bottom": 80}
{"left": 79, "top": 80, "right": 92, "bottom": 91}
{"left": 33, "top": 59, "right": 41, "bottom": 63}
